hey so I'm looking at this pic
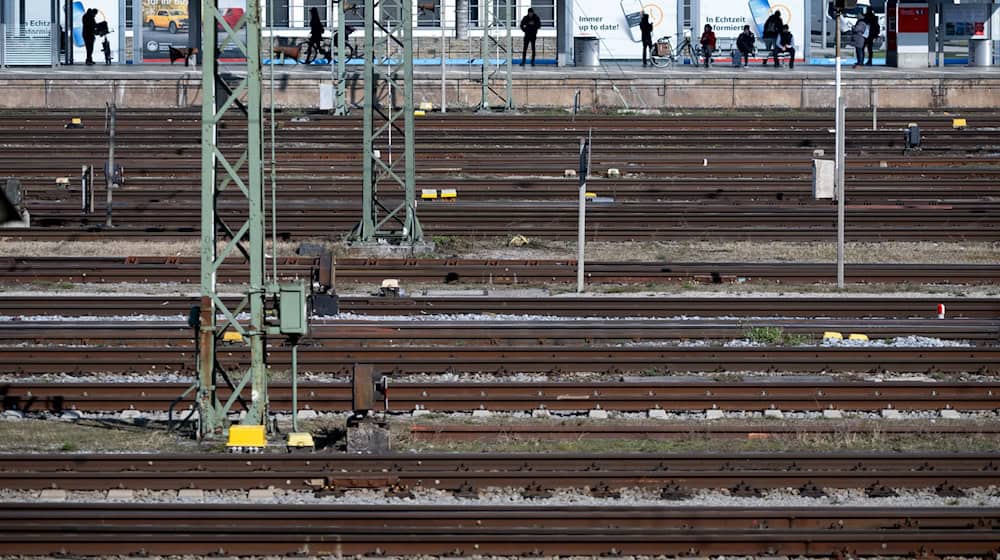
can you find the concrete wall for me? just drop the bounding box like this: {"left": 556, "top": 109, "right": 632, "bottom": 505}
{"left": 2, "top": 74, "right": 1000, "bottom": 110}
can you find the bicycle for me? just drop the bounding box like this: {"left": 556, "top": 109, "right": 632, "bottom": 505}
{"left": 649, "top": 35, "right": 703, "bottom": 68}
{"left": 295, "top": 26, "right": 359, "bottom": 64}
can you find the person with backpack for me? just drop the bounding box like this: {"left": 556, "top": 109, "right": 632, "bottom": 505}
{"left": 736, "top": 24, "right": 755, "bottom": 67}
{"left": 851, "top": 17, "right": 868, "bottom": 68}
{"left": 640, "top": 13, "right": 654, "bottom": 66}
{"left": 82, "top": 8, "right": 98, "bottom": 65}
{"left": 307, "top": 7, "right": 330, "bottom": 62}
{"left": 761, "top": 11, "right": 782, "bottom": 66}
{"left": 863, "top": 7, "right": 880, "bottom": 65}
{"left": 519, "top": 8, "right": 542, "bottom": 66}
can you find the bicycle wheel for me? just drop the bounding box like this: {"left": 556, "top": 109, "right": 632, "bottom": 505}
{"left": 650, "top": 52, "right": 671, "bottom": 67}
{"left": 299, "top": 41, "right": 316, "bottom": 64}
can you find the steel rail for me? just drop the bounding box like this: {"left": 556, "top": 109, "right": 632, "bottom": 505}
{"left": 1, "top": 346, "right": 995, "bottom": 375}
{"left": 408, "top": 423, "right": 1000, "bottom": 442}
{"left": 4, "top": 257, "right": 998, "bottom": 284}
{"left": 4, "top": 318, "right": 998, "bottom": 345}
{"left": 1, "top": 295, "right": 996, "bottom": 318}
{"left": 0, "top": 457, "right": 999, "bottom": 490}
{"left": 0, "top": 504, "right": 997, "bottom": 556}
{"left": 3, "top": 381, "right": 999, "bottom": 413}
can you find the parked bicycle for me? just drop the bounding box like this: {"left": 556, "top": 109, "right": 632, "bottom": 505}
{"left": 649, "top": 35, "right": 702, "bottom": 68}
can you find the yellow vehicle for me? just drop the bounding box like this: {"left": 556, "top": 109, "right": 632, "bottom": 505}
{"left": 147, "top": 9, "right": 188, "bottom": 34}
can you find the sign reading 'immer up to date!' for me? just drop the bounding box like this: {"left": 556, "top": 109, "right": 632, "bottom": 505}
{"left": 573, "top": 0, "right": 677, "bottom": 59}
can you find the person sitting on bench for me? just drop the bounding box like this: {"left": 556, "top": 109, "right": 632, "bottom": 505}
{"left": 772, "top": 24, "right": 795, "bottom": 69}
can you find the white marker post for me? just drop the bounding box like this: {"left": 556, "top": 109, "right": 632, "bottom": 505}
{"left": 577, "top": 136, "right": 590, "bottom": 294}
{"left": 835, "top": 13, "right": 846, "bottom": 289}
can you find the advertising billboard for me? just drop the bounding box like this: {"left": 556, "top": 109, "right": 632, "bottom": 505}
{"left": 71, "top": 0, "right": 120, "bottom": 64}
{"left": 699, "top": 0, "right": 804, "bottom": 58}
{"left": 573, "top": 0, "right": 678, "bottom": 59}
{"left": 140, "top": 0, "right": 246, "bottom": 62}
{"left": 141, "top": 0, "right": 191, "bottom": 62}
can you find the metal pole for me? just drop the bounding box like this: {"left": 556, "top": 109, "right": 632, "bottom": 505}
{"left": 81, "top": 165, "right": 87, "bottom": 213}
{"left": 504, "top": 0, "right": 513, "bottom": 110}
{"left": 246, "top": 0, "right": 268, "bottom": 428}
{"left": 576, "top": 137, "right": 588, "bottom": 294}
{"left": 270, "top": 0, "right": 278, "bottom": 282}
{"left": 335, "top": 0, "right": 347, "bottom": 115}
{"left": 441, "top": 21, "right": 447, "bottom": 112}
{"left": 291, "top": 341, "right": 299, "bottom": 432}
{"left": 106, "top": 103, "right": 115, "bottom": 228}
{"left": 480, "top": 0, "right": 489, "bottom": 110}
{"left": 822, "top": 7, "right": 828, "bottom": 50}
{"left": 835, "top": 15, "right": 845, "bottom": 289}
{"left": 197, "top": 0, "right": 219, "bottom": 437}
{"left": 872, "top": 88, "right": 877, "bottom": 131}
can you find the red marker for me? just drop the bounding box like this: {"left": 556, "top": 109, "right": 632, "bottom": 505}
{"left": 937, "top": 304, "right": 946, "bottom": 319}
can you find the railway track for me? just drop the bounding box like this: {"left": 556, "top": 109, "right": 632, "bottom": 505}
{"left": 409, "top": 423, "right": 1000, "bottom": 442}
{"left": 4, "top": 256, "right": 998, "bottom": 284}
{"left": 2, "top": 346, "right": 995, "bottom": 375}
{"left": 2, "top": 294, "right": 996, "bottom": 318}
{"left": 3, "top": 503, "right": 997, "bottom": 556}
{"left": 2, "top": 111, "right": 999, "bottom": 242}
{"left": 10, "top": 203, "right": 999, "bottom": 241}
{"left": 5, "top": 317, "right": 998, "bottom": 346}
{"left": 4, "top": 381, "right": 998, "bottom": 413}
{"left": 1, "top": 452, "right": 999, "bottom": 492}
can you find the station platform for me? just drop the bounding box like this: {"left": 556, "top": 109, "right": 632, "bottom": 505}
{"left": 2, "top": 62, "right": 999, "bottom": 110}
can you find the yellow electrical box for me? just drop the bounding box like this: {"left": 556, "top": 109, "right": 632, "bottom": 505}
{"left": 848, "top": 333, "right": 869, "bottom": 342}
{"left": 287, "top": 432, "right": 315, "bottom": 449}
{"left": 952, "top": 118, "right": 967, "bottom": 129}
{"left": 227, "top": 425, "right": 266, "bottom": 448}
{"left": 66, "top": 117, "right": 84, "bottom": 129}
{"left": 222, "top": 331, "right": 243, "bottom": 343}
{"left": 440, "top": 188, "right": 457, "bottom": 199}
{"left": 585, "top": 192, "right": 597, "bottom": 199}
{"left": 421, "top": 189, "right": 438, "bottom": 199}
{"left": 414, "top": 110, "right": 426, "bottom": 117}
{"left": 823, "top": 331, "right": 843, "bottom": 340}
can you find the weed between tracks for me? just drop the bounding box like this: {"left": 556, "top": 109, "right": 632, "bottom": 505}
{"left": 0, "top": 419, "right": 201, "bottom": 453}
{"left": 395, "top": 420, "right": 1000, "bottom": 455}
{"left": 3, "top": 416, "right": 1000, "bottom": 455}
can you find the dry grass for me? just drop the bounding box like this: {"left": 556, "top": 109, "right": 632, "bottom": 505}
{"left": 2, "top": 238, "right": 997, "bottom": 264}
{"left": 466, "top": 240, "right": 1000, "bottom": 264}
{"left": 0, "top": 419, "right": 203, "bottom": 453}
{"left": 395, "top": 419, "right": 1000, "bottom": 454}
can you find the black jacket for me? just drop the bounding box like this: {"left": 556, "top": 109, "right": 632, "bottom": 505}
{"left": 864, "top": 12, "right": 880, "bottom": 40}
{"left": 82, "top": 9, "right": 98, "bottom": 40}
{"left": 640, "top": 17, "right": 653, "bottom": 44}
{"left": 763, "top": 13, "right": 782, "bottom": 39}
{"left": 737, "top": 30, "right": 755, "bottom": 53}
{"left": 520, "top": 13, "right": 541, "bottom": 36}
{"left": 310, "top": 14, "right": 324, "bottom": 41}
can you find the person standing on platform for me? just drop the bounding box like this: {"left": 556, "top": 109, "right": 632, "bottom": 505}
{"left": 700, "top": 24, "right": 716, "bottom": 67}
{"left": 640, "top": 13, "right": 654, "bottom": 66}
{"left": 863, "top": 7, "right": 880, "bottom": 65}
{"left": 82, "top": 8, "right": 98, "bottom": 65}
{"left": 761, "top": 11, "right": 782, "bottom": 65}
{"left": 519, "top": 8, "right": 541, "bottom": 66}
{"left": 851, "top": 17, "right": 868, "bottom": 68}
